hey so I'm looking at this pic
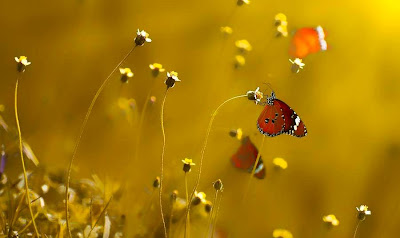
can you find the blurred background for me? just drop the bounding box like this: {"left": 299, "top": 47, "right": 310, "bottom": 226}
{"left": 1, "top": 0, "right": 400, "bottom": 237}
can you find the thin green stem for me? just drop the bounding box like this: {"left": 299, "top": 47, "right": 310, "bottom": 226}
{"left": 206, "top": 190, "right": 218, "bottom": 238}
{"left": 159, "top": 89, "right": 169, "bottom": 238}
{"left": 86, "top": 196, "right": 112, "bottom": 238}
{"left": 14, "top": 77, "right": 40, "bottom": 237}
{"left": 211, "top": 191, "right": 223, "bottom": 238}
{"left": 186, "top": 95, "right": 247, "bottom": 224}
{"left": 243, "top": 136, "right": 265, "bottom": 202}
{"left": 65, "top": 46, "right": 136, "bottom": 237}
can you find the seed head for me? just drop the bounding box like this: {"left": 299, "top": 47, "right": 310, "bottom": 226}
{"left": 15, "top": 56, "right": 31, "bottom": 72}
{"left": 165, "top": 71, "right": 180, "bottom": 89}
{"left": 135, "top": 29, "right": 152, "bottom": 46}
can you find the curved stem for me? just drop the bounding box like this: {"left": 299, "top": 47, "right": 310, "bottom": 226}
{"left": 65, "top": 45, "right": 136, "bottom": 237}
{"left": 14, "top": 77, "right": 40, "bottom": 237}
{"left": 353, "top": 220, "right": 361, "bottom": 238}
{"left": 159, "top": 89, "right": 169, "bottom": 238}
{"left": 186, "top": 95, "right": 247, "bottom": 229}
{"left": 243, "top": 136, "right": 265, "bottom": 202}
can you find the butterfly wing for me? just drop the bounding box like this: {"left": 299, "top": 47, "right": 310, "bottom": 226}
{"left": 257, "top": 103, "right": 285, "bottom": 137}
{"left": 289, "top": 27, "right": 321, "bottom": 59}
{"left": 231, "top": 137, "right": 265, "bottom": 179}
{"left": 275, "top": 99, "right": 307, "bottom": 137}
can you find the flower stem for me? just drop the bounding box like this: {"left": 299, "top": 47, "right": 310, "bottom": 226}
{"left": 353, "top": 220, "right": 361, "bottom": 238}
{"left": 211, "top": 191, "right": 223, "bottom": 238}
{"left": 243, "top": 136, "right": 265, "bottom": 202}
{"left": 14, "top": 76, "right": 40, "bottom": 237}
{"left": 159, "top": 89, "right": 169, "bottom": 238}
{"left": 187, "top": 95, "right": 247, "bottom": 223}
{"left": 184, "top": 172, "right": 189, "bottom": 238}
{"left": 65, "top": 45, "right": 136, "bottom": 237}
{"left": 206, "top": 190, "right": 218, "bottom": 238}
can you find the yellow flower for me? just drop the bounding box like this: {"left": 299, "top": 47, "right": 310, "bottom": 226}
{"left": 182, "top": 158, "right": 195, "bottom": 172}
{"left": 149, "top": 63, "right": 165, "bottom": 74}
{"left": 192, "top": 191, "right": 207, "bottom": 205}
{"left": 119, "top": 68, "right": 134, "bottom": 83}
{"left": 356, "top": 205, "right": 371, "bottom": 220}
{"left": 274, "top": 13, "right": 287, "bottom": 25}
{"left": 323, "top": 214, "right": 340, "bottom": 226}
{"left": 15, "top": 56, "right": 31, "bottom": 66}
{"left": 135, "top": 29, "right": 152, "bottom": 46}
{"left": 273, "top": 229, "right": 293, "bottom": 238}
{"left": 165, "top": 71, "right": 180, "bottom": 88}
{"left": 234, "top": 55, "right": 246, "bottom": 68}
{"left": 247, "top": 87, "right": 264, "bottom": 105}
{"left": 182, "top": 158, "right": 195, "bottom": 166}
{"left": 237, "top": 0, "right": 250, "bottom": 6}
{"left": 15, "top": 56, "right": 31, "bottom": 72}
{"left": 273, "top": 157, "right": 288, "bottom": 169}
{"left": 289, "top": 58, "right": 305, "bottom": 73}
{"left": 277, "top": 25, "right": 288, "bottom": 37}
{"left": 235, "top": 39, "right": 252, "bottom": 52}
{"left": 220, "top": 26, "right": 233, "bottom": 35}
{"left": 229, "top": 128, "right": 243, "bottom": 140}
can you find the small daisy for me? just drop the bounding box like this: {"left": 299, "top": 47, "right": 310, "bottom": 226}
{"left": 273, "top": 229, "right": 293, "bottom": 238}
{"left": 149, "top": 63, "right": 165, "bottom": 77}
{"left": 234, "top": 55, "right": 246, "bottom": 68}
{"left": 192, "top": 191, "right": 207, "bottom": 205}
{"left": 237, "top": 0, "right": 250, "bottom": 6}
{"left": 323, "top": 214, "right": 340, "bottom": 226}
{"left": 229, "top": 128, "right": 243, "bottom": 140}
{"left": 182, "top": 158, "right": 195, "bottom": 173}
{"left": 165, "top": 71, "right": 180, "bottom": 89}
{"left": 274, "top": 13, "right": 287, "bottom": 26}
{"left": 273, "top": 157, "right": 288, "bottom": 169}
{"left": 119, "top": 68, "right": 134, "bottom": 83}
{"left": 135, "top": 29, "right": 152, "bottom": 46}
{"left": 15, "top": 56, "right": 31, "bottom": 72}
{"left": 277, "top": 25, "right": 288, "bottom": 37}
{"left": 246, "top": 87, "right": 264, "bottom": 105}
{"left": 289, "top": 58, "right": 305, "bottom": 73}
{"left": 356, "top": 205, "right": 371, "bottom": 221}
{"left": 220, "top": 26, "right": 233, "bottom": 36}
{"left": 235, "top": 39, "right": 252, "bottom": 53}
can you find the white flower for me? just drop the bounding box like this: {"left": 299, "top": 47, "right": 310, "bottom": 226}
{"left": 289, "top": 58, "right": 305, "bottom": 73}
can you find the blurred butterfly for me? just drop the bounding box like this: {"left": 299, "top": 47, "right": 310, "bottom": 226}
{"left": 231, "top": 136, "right": 265, "bottom": 179}
{"left": 289, "top": 26, "right": 327, "bottom": 59}
{"left": 257, "top": 91, "right": 307, "bottom": 137}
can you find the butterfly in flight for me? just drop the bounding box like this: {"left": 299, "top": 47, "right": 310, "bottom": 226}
{"left": 289, "top": 26, "right": 327, "bottom": 59}
{"left": 257, "top": 91, "right": 307, "bottom": 137}
{"left": 231, "top": 136, "right": 265, "bottom": 179}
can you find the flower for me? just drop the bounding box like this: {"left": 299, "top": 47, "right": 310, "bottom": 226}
{"left": 323, "top": 214, "right": 340, "bottom": 226}
{"left": 165, "top": 71, "right": 180, "bottom": 88}
{"left": 220, "top": 26, "right": 233, "bottom": 36}
{"left": 274, "top": 13, "right": 287, "bottom": 26}
{"left": 170, "top": 190, "right": 179, "bottom": 203}
{"left": 15, "top": 56, "right": 31, "bottom": 72}
{"left": 119, "top": 68, "right": 134, "bottom": 83}
{"left": 289, "top": 58, "right": 305, "bottom": 73}
{"left": 149, "top": 63, "right": 165, "bottom": 77}
{"left": 134, "top": 29, "right": 152, "bottom": 46}
{"left": 273, "top": 157, "right": 288, "bottom": 169}
{"left": 235, "top": 39, "right": 252, "bottom": 53}
{"left": 277, "top": 25, "right": 288, "bottom": 37}
{"left": 273, "top": 229, "right": 293, "bottom": 238}
{"left": 356, "top": 205, "right": 371, "bottom": 220}
{"left": 213, "top": 179, "right": 223, "bottom": 191}
{"left": 192, "top": 191, "right": 207, "bottom": 205}
{"left": 234, "top": 55, "right": 246, "bottom": 68}
{"left": 237, "top": 0, "right": 250, "bottom": 6}
{"left": 153, "top": 176, "right": 160, "bottom": 188}
{"left": 247, "top": 87, "right": 264, "bottom": 105}
{"left": 229, "top": 128, "right": 243, "bottom": 140}
{"left": 182, "top": 158, "right": 195, "bottom": 173}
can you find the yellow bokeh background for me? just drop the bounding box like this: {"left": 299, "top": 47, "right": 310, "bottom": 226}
{"left": 1, "top": 0, "right": 400, "bottom": 237}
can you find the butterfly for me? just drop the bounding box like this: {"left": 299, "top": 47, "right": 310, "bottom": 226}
{"left": 257, "top": 91, "right": 307, "bottom": 137}
{"left": 289, "top": 26, "right": 327, "bottom": 59}
{"left": 231, "top": 136, "right": 265, "bottom": 179}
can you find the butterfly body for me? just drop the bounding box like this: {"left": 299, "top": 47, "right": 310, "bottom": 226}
{"left": 257, "top": 92, "right": 307, "bottom": 137}
{"left": 231, "top": 137, "right": 265, "bottom": 179}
